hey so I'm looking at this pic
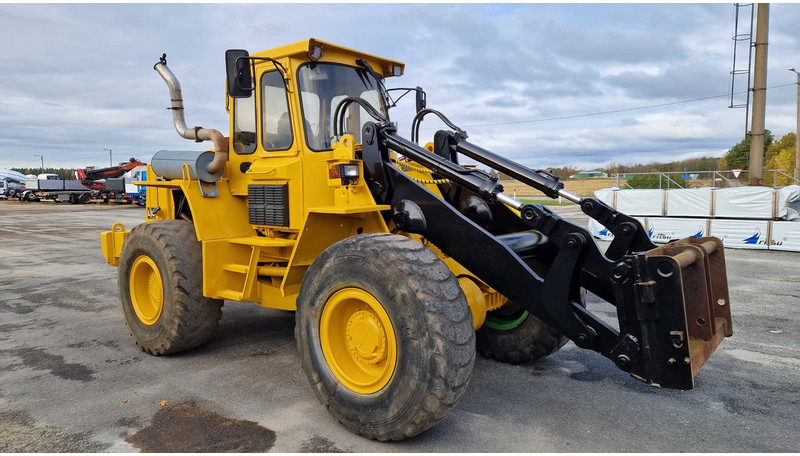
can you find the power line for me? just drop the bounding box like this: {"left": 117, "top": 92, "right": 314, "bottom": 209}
{"left": 425, "top": 82, "right": 796, "bottom": 129}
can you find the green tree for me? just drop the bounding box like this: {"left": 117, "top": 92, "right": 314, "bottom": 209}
{"left": 722, "top": 130, "right": 774, "bottom": 170}
{"left": 764, "top": 132, "right": 797, "bottom": 186}
{"left": 765, "top": 132, "right": 795, "bottom": 163}
{"left": 11, "top": 168, "right": 75, "bottom": 179}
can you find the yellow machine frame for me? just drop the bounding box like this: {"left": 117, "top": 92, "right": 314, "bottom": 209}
{"left": 101, "top": 39, "right": 500, "bottom": 327}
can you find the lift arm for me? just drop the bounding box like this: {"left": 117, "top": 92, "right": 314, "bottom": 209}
{"left": 359, "top": 121, "right": 732, "bottom": 390}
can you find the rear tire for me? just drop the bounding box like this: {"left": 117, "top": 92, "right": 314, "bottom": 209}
{"left": 296, "top": 234, "right": 475, "bottom": 441}
{"left": 117, "top": 220, "right": 222, "bottom": 355}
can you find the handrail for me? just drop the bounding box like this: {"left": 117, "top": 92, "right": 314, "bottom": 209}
{"left": 610, "top": 169, "right": 799, "bottom": 189}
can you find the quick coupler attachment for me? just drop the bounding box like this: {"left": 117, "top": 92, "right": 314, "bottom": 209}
{"left": 612, "top": 237, "right": 732, "bottom": 390}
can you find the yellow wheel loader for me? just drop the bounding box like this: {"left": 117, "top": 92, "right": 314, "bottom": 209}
{"left": 101, "top": 39, "right": 732, "bottom": 441}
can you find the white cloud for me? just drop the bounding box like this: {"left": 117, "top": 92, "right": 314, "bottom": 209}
{"left": 0, "top": 3, "right": 798, "bottom": 171}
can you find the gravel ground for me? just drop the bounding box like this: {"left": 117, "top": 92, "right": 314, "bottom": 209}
{"left": 0, "top": 201, "right": 798, "bottom": 452}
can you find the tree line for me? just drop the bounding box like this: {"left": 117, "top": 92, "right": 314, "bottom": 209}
{"left": 538, "top": 130, "right": 796, "bottom": 185}
{"left": 11, "top": 168, "right": 76, "bottom": 179}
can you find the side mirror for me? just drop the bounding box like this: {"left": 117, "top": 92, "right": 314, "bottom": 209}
{"left": 225, "top": 49, "right": 252, "bottom": 98}
{"left": 415, "top": 86, "right": 427, "bottom": 113}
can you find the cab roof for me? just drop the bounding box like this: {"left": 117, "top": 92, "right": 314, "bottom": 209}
{"left": 251, "top": 38, "right": 405, "bottom": 77}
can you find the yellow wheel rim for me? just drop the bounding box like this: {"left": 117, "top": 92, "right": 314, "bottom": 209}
{"left": 320, "top": 288, "right": 397, "bottom": 394}
{"left": 129, "top": 255, "right": 164, "bottom": 326}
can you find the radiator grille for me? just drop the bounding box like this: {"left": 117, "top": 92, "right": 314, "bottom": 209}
{"left": 248, "top": 184, "right": 289, "bottom": 226}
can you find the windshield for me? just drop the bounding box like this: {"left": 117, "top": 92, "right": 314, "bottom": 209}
{"left": 297, "top": 63, "right": 388, "bottom": 151}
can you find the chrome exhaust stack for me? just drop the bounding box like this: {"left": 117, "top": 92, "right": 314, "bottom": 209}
{"left": 153, "top": 54, "right": 228, "bottom": 178}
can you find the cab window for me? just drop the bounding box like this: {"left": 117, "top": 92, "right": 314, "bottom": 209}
{"left": 297, "top": 62, "right": 388, "bottom": 151}
{"left": 233, "top": 92, "right": 256, "bottom": 155}
{"left": 261, "top": 71, "right": 293, "bottom": 151}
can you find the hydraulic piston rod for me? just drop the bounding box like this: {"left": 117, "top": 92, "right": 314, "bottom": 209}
{"left": 384, "top": 132, "right": 504, "bottom": 200}
{"left": 384, "top": 131, "right": 561, "bottom": 211}
{"left": 454, "top": 139, "right": 565, "bottom": 199}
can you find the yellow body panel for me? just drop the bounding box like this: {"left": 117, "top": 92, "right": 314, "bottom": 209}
{"left": 100, "top": 223, "right": 130, "bottom": 266}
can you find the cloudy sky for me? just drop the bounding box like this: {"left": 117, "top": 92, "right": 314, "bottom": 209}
{"left": 0, "top": 3, "right": 798, "bottom": 171}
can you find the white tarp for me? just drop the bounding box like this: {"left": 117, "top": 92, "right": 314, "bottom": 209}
{"left": 709, "top": 219, "right": 770, "bottom": 250}
{"left": 666, "top": 188, "right": 712, "bottom": 217}
{"left": 714, "top": 186, "right": 774, "bottom": 219}
{"left": 615, "top": 189, "right": 664, "bottom": 216}
{"left": 0, "top": 169, "right": 28, "bottom": 183}
{"left": 594, "top": 187, "right": 617, "bottom": 206}
{"left": 777, "top": 185, "right": 800, "bottom": 221}
{"left": 646, "top": 217, "right": 709, "bottom": 244}
{"left": 769, "top": 221, "right": 800, "bottom": 252}
{"left": 588, "top": 217, "right": 613, "bottom": 241}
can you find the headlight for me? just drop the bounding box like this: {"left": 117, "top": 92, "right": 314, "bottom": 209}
{"left": 329, "top": 163, "right": 360, "bottom": 181}
{"left": 341, "top": 164, "right": 360, "bottom": 178}
{"left": 308, "top": 45, "right": 323, "bottom": 61}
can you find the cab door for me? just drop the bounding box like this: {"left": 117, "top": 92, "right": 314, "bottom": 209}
{"left": 228, "top": 66, "right": 304, "bottom": 231}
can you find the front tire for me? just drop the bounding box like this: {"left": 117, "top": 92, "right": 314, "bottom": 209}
{"left": 117, "top": 220, "right": 222, "bottom": 355}
{"left": 296, "top": 234, "right": 475, "bottom": 441}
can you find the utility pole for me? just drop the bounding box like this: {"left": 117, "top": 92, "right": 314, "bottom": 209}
{"left": 33, "top": 154, "right": 44, "bottom": 174}
{"left": 790, "top": 68, "right": 800, "bottom": 181}
{"left": 103, "top": 148, "right": 113, "bottom": 167}
{"left": 749, "top": 3, "right": 769, "bottom": 186}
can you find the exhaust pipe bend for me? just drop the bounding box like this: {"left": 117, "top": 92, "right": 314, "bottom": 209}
{"left": 153, "top": 56, "right": 229, "bottom": 176}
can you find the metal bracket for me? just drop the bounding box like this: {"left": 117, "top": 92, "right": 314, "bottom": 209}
{"left": 198, "top": 181, "right": 218, "bottom": 198}
{"left": 539, "top": 231, "right": 596, "bottom": 348}
{"left": 579, "top": 198, "right": 656, "bottom": 259}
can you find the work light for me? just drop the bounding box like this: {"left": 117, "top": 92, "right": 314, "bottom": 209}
{"left": 309, "top": 45, "right": 324, "bottom": 61}
{"left": 341, "top": 164, "right": 360, "bottom": 178}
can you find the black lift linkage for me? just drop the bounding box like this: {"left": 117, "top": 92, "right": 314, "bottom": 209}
{"left": 358, "top": 121, "right": 723, "bottom": 390}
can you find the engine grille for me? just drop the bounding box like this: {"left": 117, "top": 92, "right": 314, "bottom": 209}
{"left": 248, "top": 184, "right": 289, "bottom": 226}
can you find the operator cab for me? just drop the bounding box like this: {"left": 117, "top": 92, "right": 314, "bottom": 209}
{"left": 226, "top": 39, "right": 403, "bottom": 157}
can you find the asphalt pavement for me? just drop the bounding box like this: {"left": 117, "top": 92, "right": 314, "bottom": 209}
{"left": 0, "top": 201, "right": 798, "bottom": 452}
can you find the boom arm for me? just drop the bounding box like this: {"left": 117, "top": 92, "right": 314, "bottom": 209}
{"left": 360, "top": 121, "right": 732, "bottom": 390}
{"left": 76, "top": 158, "right": 145, "bottom": 190}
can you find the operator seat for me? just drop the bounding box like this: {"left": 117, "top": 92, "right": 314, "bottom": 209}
{"left": 270, "top": 113, "right": 292, "bottom": 150}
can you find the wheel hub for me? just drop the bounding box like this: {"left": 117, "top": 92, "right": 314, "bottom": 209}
{"left": 319, "top": 288, "right": 397, "bottom": 394}
{"left": 346, "top": 310, "right": 387, "bottom": 364}
{"left": 130, "top": 255, "right": 163, "bottom": 326}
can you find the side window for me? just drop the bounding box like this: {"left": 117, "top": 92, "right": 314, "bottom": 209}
{"left": 262, "top": 71, "right": 293, "bottom": 151}
{"left": 233, "top": 93, "right": 256, "bottom": 155}
{"left": 300, "top": 91, "right": 323, "bottom": 149}
{"left": 301, "top": 92, "right": 320, "bottom": 137}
